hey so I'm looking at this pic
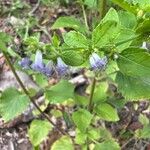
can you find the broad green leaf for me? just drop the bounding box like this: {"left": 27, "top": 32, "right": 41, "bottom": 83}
{"left": 92, "top": 21, "right": 120, "bottom": 48}
{"left": 87, "top": 127, "right": 100, "bottom": 140}
{"left": 136, "top": 19, "right": 150, "bottom": 34}
{"left": 93, "top": 82, "right": 108, "bottom": 103}
{"left": 114, "top": 28, "right": 136, "bottom": 51}
{"left": 51, "top": 16, "right": 87, "bottom": 34}
{"left": 0, "top": 32, "right": 12, "bottom": 43}
{"left": 84, "top": 0, "right": 97, "bottom": 8}
{"left": 61, "top": 50, "right": 84, "bottom": 66}
{"left": 95, "top": 103, "right": 119, "bottom": 121}
{"left": 45, "top": 80, "right": 74, "bottom": 104}
{"left": 0, "top": 88, "right": 30, "bottom": 121}
{"left": 75, "top": 129, "right": 87, "bottom": 145}
{"left": 118, "top": 11, "right": 137, "bottom": 29}
{"left": 102, "top": 8, "right": 119, "bottom": 24}
{"left": 51, "top": 136, "right": 73, "bottom": 150}
{"left": 116, "top": 72, "right": 150, "bottom": 99}
{"left": 136, "top": 125, "right": 150, "bottom": 139}
{"left": 28, "top": 120, "right": 52, "bottom": 146}
{"left": 72, "top": 109, "right": 93, "bottom": 132}
{"left": 117, "top": 48, "right": 150, "bottom": 79}
{"left": 94, "top": 140, "right": 120, "bottom": 150}
{"left": 139, "top": 114, "right": 149, "bottom": 126}
{"left": 112, "top": 0, "right": 137, "bottom": 14}
{"left": 63, "top": 31, "right": 89, "bottom": 48}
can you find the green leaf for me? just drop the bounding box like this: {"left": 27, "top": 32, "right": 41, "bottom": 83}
{"left": 136, "top": 19, "right": 150, "bottom": 34}
{"left": 94, "top": 140, "right": 120, "bottom": 150}
{"left": 63, "top": 31, "right": 89, "bottom": 48}
{"left": 92, "top": 21, "right": 120, "bottom": 48}
{"left": 112, "top": 0, "right": 137, "bottom": 14}
{"left": 102, "top": 8, "right": 119, "bottom": 24}
{"left": 95, "top": 103, "right": 119, "bottom": 122}
{"left": 139, "top": 114, "right": 149, "bottom": 126}
{"left": 114, "top": 28, "right": 136, "bottom": 51}
{"left": 117, "top": 48, "right": 150, "bottom": 79}
{"left": 116, "top": 72, "right": 150, "bottom": 99}
{"left": 136, "top": 125, "right": 150, "bottom": 139}
{"left": 51, "top": 136, "right": 73, "bottom": 150}
{"left": 93, "top": 82, "right": 108, "bottom": 103}
{"left": 51, "top": 16, "right": 87, "bottom": 34}
{"left": 28, "top": 120, "right": 52, "bottom": 146}
{"left": 45, "top": 80, "right": 74, "bottom": 104}
{"left": 84, "top": 0, "right": 97, "bottom": 8}
{"left": 61, "top": 50, "right": 84, "bottom": 66}
{"left": 118, "top": 11, "right": 137, "bottom": 29}
{"left": 0, "top": 32, "right": 12, "bottom": 43}
{"left": 0, "top": 88, "right": 30, "bottom": 121}
{"left": 75, "top": 129, "right": 87, "bottom": 145}
{"left": 72, "top": 109, "right": 93, "bottom": 132}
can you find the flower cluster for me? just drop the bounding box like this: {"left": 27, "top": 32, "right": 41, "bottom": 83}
{"left": 19, "top": 51, "right": 69, "bottom": 77}
{"left": 89, "top": 53, "right": 107, "bottom": 71}
{"left": 19, "top": 51, "right": 107, "bottom": 77}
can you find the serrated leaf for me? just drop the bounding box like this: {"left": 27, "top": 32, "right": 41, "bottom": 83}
{"left": 102, "top": 8, "right": 119, "bottom": 24}
{"left": 0, "top": 88, "right": 30, "bottom": 121}
{"left": 117, "top": 48, "right": 150, "bottom": 79}
{"left": 116, "top": 72, "right": 150, "bottom": 99}
{"left": 112, "top": 0, "right": 137, "bottom": 14}
{"left": 136, "top": 125, "right": 150, "bottom": 139}
{"left": 92, "top": 21, "right": 120, "bottom": 48}
{"left": 72, "top": 109, "right": 93, "bottom": 132}
{"left": 28, "top": 120, "right": 52, "bottom": 146}
{"left": 95, "top": 103, "right": 119, "bottom": 122}
{"left": 45, "top": 80, "right": 74, "bottom": 104}
{"left": 114, "top": 28, "right": 136, "bottom": 51}
{"left": 118, "top": 11, "right": 137, "bottom": 29}
{"left": 51, "top": 16, "right": 87, "bottom": 34}
{"left": 63, "top": 31, "right": 89, "bottom": 48}
{"left": 93, "top": 82, "right": 108, "bottom": 103}
{"left": 51, "top": 136, "right": 73, "bottom": 150}
{"left": 94, "top": 140, "right": 120, "bottom": 150}
{"left": 61, "top": 50, "right": 84, "bottom": 66}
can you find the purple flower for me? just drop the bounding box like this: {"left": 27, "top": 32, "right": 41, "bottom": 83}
{"left": 31, "top": 51, "right": 54, "bottom": 77}
{"left": 19, "top": 57, "right": 32, "bottom": 69}
{"left": 31, "top": 51, "right": 45, "bottom": 73}
{"left": 89, "top": 53, "right": 107, "bottom": 71}
{"left": 43, "top": 61, "right": 54, "bottom": 77}
{"left": 56, "top": 57, "right": 69, "bottom": 76}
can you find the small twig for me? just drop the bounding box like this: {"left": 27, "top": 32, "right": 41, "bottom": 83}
{"left": 3, "top": 52, "right": 66, "bottom": 135}
{"left": 82, "top": 4, "right": 89, "bottom": 30}
{"left": 88, "top": 77, "right": 96, "bottom": 112}
{"left": 99, "top": 0, "right": 107, "bottom": 20}
{"left": 28, "top": 0, "right": 41, "bottom": 15}
{"left": 121, "top": 137, "right": 135, "bottom": 149}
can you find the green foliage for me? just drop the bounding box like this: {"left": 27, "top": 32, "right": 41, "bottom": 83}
{"left": 0, "top": 88, "right": 29, "bottom": 121}
{"left": 116, "top": 72, "right": 150, "bottom": 99}
{"left": 64, "top": 31, "right": 89, "bottom": 48}
{"left": 95, "top": 103, "right": 119, "bottom": 121}
{"left": 45, "top": 80, "right": 75, "bottom": 103}
{"left": 72, "top": 109, "right": 93, "bottom": 132}
{"left": 28, "top": 120, "right": 52, "bottom": 146}
{"left": 51, "top": 16, "right": 87, "bottom": 34}
{"left": 61, "top": 50, "right": 84, "bottom": 66}
{"left": 94, "top": 140, "right": 121, "bottom": 150}
{"left": 51, "top": 136, "right": 73, "bottom": 150}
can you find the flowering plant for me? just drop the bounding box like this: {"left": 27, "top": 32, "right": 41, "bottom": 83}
{"left": 1, "top": 0, "right": 150, "bottom": 149}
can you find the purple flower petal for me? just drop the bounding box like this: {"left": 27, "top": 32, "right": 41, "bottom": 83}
{"left": 56, "top": 57, "right": 69, "bottom": 76}
{"left": 31, "top": 51, "right": 45, "bottom": 72}
{"left": 43, "top": 61, "right": 54, "bottom": 77}
{"left": 18, "top": 57, "right": 32, "bottom": 69}
{"left": 89, "top": 53, "right": 107, "bottom": 71}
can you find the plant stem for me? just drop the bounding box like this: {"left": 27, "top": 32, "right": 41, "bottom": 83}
{"left": 88, "top": 77, "right": 96, "bottom": 112}
{"left": 81, "top": 2, "right": 89, "bottom": 30}
{"left": 99, "top": 0, "right": 107, "bottom": 20}
{"left": 3, "top": 52, "right": 66, "bottom": 135}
